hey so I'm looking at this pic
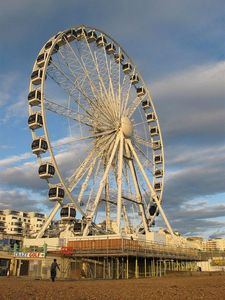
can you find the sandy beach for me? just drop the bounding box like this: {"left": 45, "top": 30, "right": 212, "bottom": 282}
{"left": 1, "top": 273, "right": 225, "bottom": 300}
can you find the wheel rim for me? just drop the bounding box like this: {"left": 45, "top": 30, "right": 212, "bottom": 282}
{"left": 28, "top": 25, "right": 165, "bottom": 237}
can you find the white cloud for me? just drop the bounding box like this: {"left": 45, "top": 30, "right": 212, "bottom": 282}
{"left": 149, "top": 61, "right": 225, "bottom": 145}
{"left": 3, "top": 90, "right": 27, "bottom": 123}
{"left": 0, "top": 189, "right": 47, "bottom": 212}
{"left": 152, "top": 61, "right": 225, "bottom": 100}
{"left": 0, "top": 152, "right": 32, "bottom": 168}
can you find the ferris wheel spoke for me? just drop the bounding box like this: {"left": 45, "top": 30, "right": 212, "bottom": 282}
{"left": 52, "top": 129, "right": 116, "bottom": 149}
{"left": 83, "top": 132, "right": 121, "bottom": 236}
{"left": 44, "top": 98, "right": 93, "bottom": 127}
{"left": 63, "top": 41, "right": 106, "bottom": 107}
{"left": 94, "top": 132, "right": 117, "bottom": 155}
{"left": 58, "top": 46, "right": 115, "bottom": 127}
{"left": 81, "top": 38, "right": 117, "bottom": 121}
{"left": 86, "top": 157, "right": 103, "bottom": 214}
{"left": 126, "top": 138, "right": 173, "bottom": 235}
{"left": 67, "top": 149, "right": 96, "bottom": 192}
{"left": 104, "top": 161, "right": 111, "bottom": 231}
{"left": 132, "top": 140, "right": 153, "bottom": 168}
{"left": 36, "top": 202, "right": 62, "bottom": 239}
{"left": 133, "top": 133, "right": 152, "bottom": 148}
{"left": 49, "top": 60, "right": 96, "bottom": 113}
{"left": 124, "top": 141, "right": 148, "bottom": 233}
{"left": 84, "top": 41, "right": 109, "bottom": 98}
{"left": 102, "top": 46, "right": 118, "bottom": 121}
{"left": 94, "top": 53, "right": 118, "bottom": 121}
{"left": 127, "top": 94, "right": 148, "bottom": 118}
{"left": 77, "top": 156, "right": 98, "bottom": 204}
{"left": 67, "top": 130, "right": 116, "bottom": 193}
{"left": 121, "top": 69, "right": 135, "bottom": 116}
{"left": 116, "top": 132, "right": 124, "bottom": 232}
{"left": 122, "top": 204, "right": 131, "bottom": 234}
{"left": 133, "top": 119, "right": 149, "bottom": 128}
{"left": 122, "top": 163, "right": 133, "bottom": 233}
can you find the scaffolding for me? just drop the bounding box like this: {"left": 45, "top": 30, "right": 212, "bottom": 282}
{"left": 57, "top": 237, "right": 201, "bottom": 279}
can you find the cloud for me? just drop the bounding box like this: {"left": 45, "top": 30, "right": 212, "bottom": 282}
{"left": 151, "top": 61, "right": 225, "bottom": 143}
{"left": 0, "top": 152, "right": 32, "bottom": 168}
{"left": 0, "top": 139, "right": 89, "bottom": 192}
{"left": 3, "top": 90, "right": 28, "bottom": 123}
{"left": 0, "top": 189, "right": 47, "bottom": 212}
{"left": 147, "top": 61, "right": 225, "bottom": 237}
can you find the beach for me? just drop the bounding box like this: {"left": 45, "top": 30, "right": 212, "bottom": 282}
{"left": 1, "top": 273, "right": 225, "bottom": 300}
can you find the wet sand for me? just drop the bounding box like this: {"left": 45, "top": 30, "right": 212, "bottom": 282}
{"left": 0, "top": 273, "right": 225, "bottom": 300}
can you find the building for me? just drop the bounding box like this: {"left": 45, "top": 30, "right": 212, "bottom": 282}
{"left": 203, "top": 238, "right": 225, "bottom": 251}
{"left": 186, "top": 237, "right": 204, "bottom": 250}
{"left": 0, "top": 209, "right": 47, "bottom": 237}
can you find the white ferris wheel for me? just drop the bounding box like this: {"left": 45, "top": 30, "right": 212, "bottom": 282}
{"left": 28, "top": 25, "right": 173, "bottom": 238}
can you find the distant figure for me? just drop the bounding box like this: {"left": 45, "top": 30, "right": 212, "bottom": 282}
{"left": 50, "top": 259, "right": 60, "bottom": 282}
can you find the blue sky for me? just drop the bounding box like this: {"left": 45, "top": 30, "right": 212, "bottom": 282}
{"left": 0, "top": 0, "right": 224, "bottom": 238}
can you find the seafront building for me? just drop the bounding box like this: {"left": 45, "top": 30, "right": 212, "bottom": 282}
{"left": 1, "top": 208, "right": 225, "bottom": 278}
{"left": 203, "top": 238, "right": 225, "bottom": 251}
{"left": 0, "top": 209, "right": 47, "bottom": 237}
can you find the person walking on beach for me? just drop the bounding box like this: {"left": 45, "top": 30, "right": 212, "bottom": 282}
{"left": 50, "top": 259, "right": 60, "bottom": 282}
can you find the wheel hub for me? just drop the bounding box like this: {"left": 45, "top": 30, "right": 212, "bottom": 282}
{"left": 121, "top": 116, "right": 133, "bottom": 138}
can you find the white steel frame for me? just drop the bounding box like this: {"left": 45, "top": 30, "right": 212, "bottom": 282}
{"left": 28, "top": 25, "right": 173, "bottom": 238}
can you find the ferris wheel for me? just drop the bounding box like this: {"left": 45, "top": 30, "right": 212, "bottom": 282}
{"left": 28, "top": 25, "right": 173, "bottom": 238}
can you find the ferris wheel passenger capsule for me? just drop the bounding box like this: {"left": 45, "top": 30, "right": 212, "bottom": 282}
{"left": 130, "top": 74, "right": 139, "bottom": 85}
{"left": 57, "top": 34, "right": 67, "bottom": 47}
{"left": 146, "top": 113, "right": 156, "bottom": 123}
{"left": 52, "top": 44, "right": 59, "bottom": 54}
{"left": 38, "top": 163, "right": 55, "bottom": 179}
{"left": 28, "top": 112, "right": 43, "bottom": 130}
{"left": 114, "top": 52, "right": 124, "bottom": 63}
{"left": 123, "top": 63, "right": 133, "bottom": 74}
{"left": 48, "top": 186, "right": 65, "bottom": 202}
{"left": 155, "top": 169, "right": 163, "bottom": 178}
{"left": 96, "top": 34, "right": 107, "bottom": 47}
{"left": 60, "top": 205, "right": 76, "bottom": 221}
{"left": 154, "top": 182, "right": 162, "bottom": 191}
{"left": 36, "top": 53, "right": 47, "bottom": 68}
{"left": 45, "top": 41, "right": 52, "bottom": 51}
{"left": 75, "top": 27, "right": 87, "bottom": 40}
{"left": 44, "top": 41, "right": 53, "bottom": 51}
{"left": 87, "top": 30, "right": 97, "bottom": 43}
{"left": 31, "top": 69, "right": 44, "bottom": 85}
{"left": 154, "top": 154, "right": 163, "bottom": 164}
{"left": 137, "top": 87, "right": 146, "bottom": 97}
{"left": 149, "top": 205, "right": 157, "bottom": 216}
{"left": 31, "top": 138, "right": 48, "bottom": 155}
{"left": 150, "top": 126, "right": 159, "bottom": 136}
{"left": 64, "top": 29, "right": 77, "bottom": 42}
{"left": 142, "top": 100, "right": 151, "bottom": 109}
{"left": 152, "top": 140, "right": 161, "bottom": 150}
{"left": 36, "top": 52, "right": 52, "bottom": 68}
{"left": 105, "top": 43, "right": 116, "bottom": 55}
{"left": 28, "top": 90, "right": 41, "bottom": 106}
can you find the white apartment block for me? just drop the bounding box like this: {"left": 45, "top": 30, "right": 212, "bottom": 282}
{"left": 0, "top": 209, "right": 47, "bottom": 237}
{"left": 202, "top": 238, "right": 225, "bottom": 251}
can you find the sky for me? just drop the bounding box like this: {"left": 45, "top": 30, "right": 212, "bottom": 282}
{"left": 0, "top": 0, "right": 224, "bottom": 238}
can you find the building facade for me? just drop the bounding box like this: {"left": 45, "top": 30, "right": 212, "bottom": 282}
{"left": 0, "top": 209, "right": 47, "bottom": 237}
{"left": 203, "top": 238, "right": 225, "bottom": 251}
